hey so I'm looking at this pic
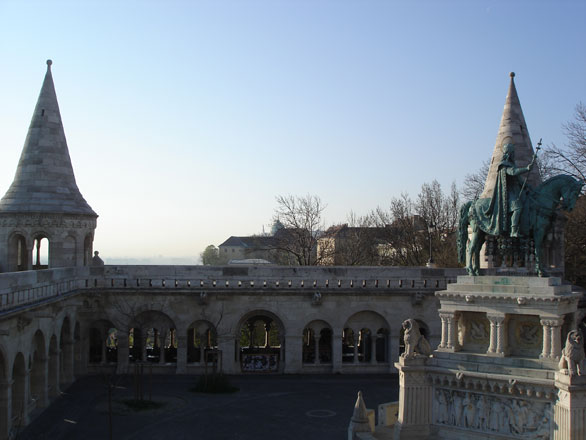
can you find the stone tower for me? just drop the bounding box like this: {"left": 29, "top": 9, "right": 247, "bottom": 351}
{"left": 479, "top": 73, "right": 564, "bottom": 272}
{"left": 480, "top": 72, "right": 541, "bottom": 199}
{"left": 0, "top": 60, "right": 97, "bottom": 272}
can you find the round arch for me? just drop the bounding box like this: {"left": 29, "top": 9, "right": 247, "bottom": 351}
{"left": 7, "top": 232, "right": 29, "bottom": 272}
{"left": 60, "top": 316, "right": 74, "bottom": 385}
{"left": 131, "top": 310, "right": 177, "bottom": 364}
{"left": 11, "top": 352, "right": 27, "bottom": 430}
{"left": 30, "top": 329, "right": 47, "bottom": 409}
{"left": 236, "top": 309, "right": 285, "bottom": 373}
{"left": 186, "top": 320, "right": 217, "bottom": 364}
{"left": 302, "top": 319, "right": 333, "bottom": 365}
{"left": 343, "top": 311, "right": 391, "bottom": 364}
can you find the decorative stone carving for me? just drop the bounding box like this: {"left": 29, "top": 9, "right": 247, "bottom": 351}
{"left": 433, "top": 388, "right": 552, "bottom": 438}
{"left": 198, "top": 291, "right": 208, "bottom": 305}
{"left": 17, "top": 315, "right": 32, "bottom": 331}
{"left": 558, "top": 329, "right": 586, "bottom": 377}
{"left": 312, "top": 291, "right": 322, "bottom": 305}
{"left": 401, "top": 318, "right": 431, "bottom": 359}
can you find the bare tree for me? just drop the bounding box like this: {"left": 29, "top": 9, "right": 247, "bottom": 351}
{"left": 544, "top": 102, "right": 586, "bottom": 182}
{"left": 461, "top": 159, "right": 489, "bottom": 201}
{"left": 371, "top": 180, "right": 460, "bottom": 267}
{"left": 273, "top": 194, "right": 326, "bottom": 265}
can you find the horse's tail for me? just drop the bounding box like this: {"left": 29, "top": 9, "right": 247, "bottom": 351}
{"left": 457, "top": 201, "right": 473, "bottom": 264}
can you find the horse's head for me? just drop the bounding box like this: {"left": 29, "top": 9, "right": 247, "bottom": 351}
{"left": 560, "top": 178, "right": 584, "bottom": 212}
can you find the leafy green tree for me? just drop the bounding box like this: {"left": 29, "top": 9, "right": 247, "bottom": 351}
{"left": 201, "top": 245, "right": 221, "bottom": 265}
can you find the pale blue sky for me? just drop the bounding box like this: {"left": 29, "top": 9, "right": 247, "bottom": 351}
{"left": 1, "top": 1, "right": 585, "bottom": 261}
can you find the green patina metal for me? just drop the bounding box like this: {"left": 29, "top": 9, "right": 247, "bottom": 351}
{"left": 458, "top": 143, "right": 584, "bottom": 277}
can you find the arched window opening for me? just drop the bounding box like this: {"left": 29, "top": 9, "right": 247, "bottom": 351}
{"left": 106, "top": 328, "right": 118, "bottom": 363}
{"left": 32, "top": 236, "right": 49, "bottom": 269}
{"left": 358, "top": 328, "right": 372, "bottom": 362}
{"left": 376, "top": 328, "right": 389, "bottom": 362}
{"left": 129, "top": 328, "right": 142, "bottom": 362}
{"left": 89, "top": 328, "right": 103, "bottom": 363}
{"left": 239, "top": 315, "right": 281, "bottom": 372}
{"left": 83, "top": 234, "right": 93, "bottom": 266}
{"left": 342, "top": 328, "right": 355, "bottom": 363}
{"left": 187, "top": 325, "right": 217, "bottom": 364}
{"left": 11, "top": 353, "right": 26, "bottom": 429}
{"left": 302, "top": 328, "right": 315, "bottom": 364}
{"left": 319, "top": 328, "right": 333, "bottom": 363}
{"left": 146, "top": 328, "right": 161, "bottom": 363}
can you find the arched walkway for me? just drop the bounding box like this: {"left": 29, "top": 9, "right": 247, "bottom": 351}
{"left": 48, "top": 335, "right": 59, "bottom": 398}
{"left": 11, "top": 353, "right": 27, "bottom": 430}
{"left": 131, "top": 311, "right": 176, "bottom": 365}
{"left": 237, "top": 311, "right": 284, "bottom": 373}
{"left": 343, "top": 311, "right": 391, "bottom": 365}
{"left": 186, "top": 320, "right": 218, "bottom": 366}
{"left": 302, "top": 320, "right": 333, "bottom": 367}
{"left": 0, "top": 348, "right": 9, "bottom": 439}
{"left": 30, "top": 330, "right": 48, "bottom": 409}
{"left": 60, "top": 317, "right": 74, "bottom": 386}
{"left": 88, "top": 319, "right": 117, "bottom": 365}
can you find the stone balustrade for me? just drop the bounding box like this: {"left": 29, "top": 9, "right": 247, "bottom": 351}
{"left": 0, "top": 265, "right": 464, "bottom": 313}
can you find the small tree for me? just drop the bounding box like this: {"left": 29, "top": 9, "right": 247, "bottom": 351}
{"left": 272, "top": 194, "right": 326, "bottom": 265}
{"left": 200, "top": 245, "right": 222, "bottom": 265}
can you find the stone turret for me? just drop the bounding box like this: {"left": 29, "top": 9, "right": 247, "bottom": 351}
{"left": 480, "top": 72, "right": 541, "bottom": 199}
{"left": 0, "top": 60, "right": 98, "bottom": 272}
{"left": 478, "top": 73, "right": 564, "bottom": 272}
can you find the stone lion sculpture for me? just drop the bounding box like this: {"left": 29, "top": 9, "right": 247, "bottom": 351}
{"left": 402, "top": 319, "right": 431, "bottom": 359}
{"left": 558, "top": 329, "right": 586, "bottom": 377}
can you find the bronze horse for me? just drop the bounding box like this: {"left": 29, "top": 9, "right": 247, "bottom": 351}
{"left": 458, "top": 175, "right": 583, "bottom": 276}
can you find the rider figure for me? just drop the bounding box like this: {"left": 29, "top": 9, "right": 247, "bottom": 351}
{"left": 498, "top": 142, "right": 533, "bottom": 237}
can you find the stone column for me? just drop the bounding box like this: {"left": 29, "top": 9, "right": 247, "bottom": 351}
{"left": 352, "top": 331, "right": 359, "bottom": 364}
{"left": 116, "top": 332, "right": 129, "bottom": 375}
{"left": 48, "top": 349, "right": 61, "bottom": 398}
{"left": 438, "top": 313, "right": 449, "bottom": 349}
{"left": 446, "top": 313, "right": 459, "bottom": 351}
{"left": 264, "top": 322, "right": 271, "bottom": 348}
{"left": 0, "top": 380, "right": 11, "bottom": 440}
{"left": 393, "top": 357, "right": 432, "bottom": 439}
{"left": 141, "top": 334, "right": 148, "bottom": 364}
{"left": 332, "top": 330, "right": 343, "bottom": 373}
{"left": 313, "top": 330, "right": 320, "bottom": 364}
{"left": 176, "top": 334, "right": 187, "bottom": 374}
{"left": 33, "top": 358, "right": 49, "bottom": 408}
{"left": 61, "top": 340, "right": 75, "bottom": 386}
{"left": 554, "top": 373, "right": 586, "bottom": 440}
{"left": 370, "top": 335, "right": 377, "bottom": 365}
{"left": 550, "top": 319, "right": 564, "bottom": 359}
{"left": 487, "top": 315, "right": 506, "bottom": 356}
{"left": 540, "top": 319, "right": 552, "bottom": 359}
{"left": 100, "top": 330, "right": 107, "bottom": 365}
{"left": 159, "top": 331, "right": 166, "bottom": 364}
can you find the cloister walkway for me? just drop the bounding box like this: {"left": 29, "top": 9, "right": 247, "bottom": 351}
{"left": 18, "top": 374, "right": 398, "bottom": 440}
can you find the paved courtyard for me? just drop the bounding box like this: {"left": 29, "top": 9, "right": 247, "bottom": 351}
{"left": 18, "top": 374, "right": 399, "bottom": 440}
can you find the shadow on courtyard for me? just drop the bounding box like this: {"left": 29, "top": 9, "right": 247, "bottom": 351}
{"left": 18, "top": 374, "right": 398, "bottom": 440}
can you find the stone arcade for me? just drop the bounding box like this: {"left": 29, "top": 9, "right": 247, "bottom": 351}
{"left": 0, "top": 61, "right": 463, "bottom": 439}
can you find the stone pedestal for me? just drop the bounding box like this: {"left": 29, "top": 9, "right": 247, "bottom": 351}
{"left": 554, "top": 373, "right": 586, "bottom": 440}
{"left": 393, "top": 357, "right": 432, "bottom": 440}
{"left": 389, "top": 275, "right": 584, "bottom": 439}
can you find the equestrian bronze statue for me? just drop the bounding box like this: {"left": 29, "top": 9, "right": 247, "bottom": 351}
{"left": 458, "top": 142, "right": 583, "bottom": 276}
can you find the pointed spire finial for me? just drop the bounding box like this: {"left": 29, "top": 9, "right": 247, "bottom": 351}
{"left": 46, "top": 59, "right": 52, "bottom": 71}
{"left": 510, "top": 71, "right": 515, "bottom": 78}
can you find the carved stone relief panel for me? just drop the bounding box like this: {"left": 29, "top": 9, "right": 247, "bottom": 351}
{"left": 508, "top": 314, "right": 542, "bottom": 357}
{"left": 433, "top": 387, "right": 553, "bottom": 439}
{"left": 457, "top": 312, "right": 490, "bottom": 353}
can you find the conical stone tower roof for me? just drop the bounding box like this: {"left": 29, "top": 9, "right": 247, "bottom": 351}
{"left": 480, "top": 72, "right": 541, "bottom": 199}
{"left": 0, "top": 60, "right": 96, "bottom": 216}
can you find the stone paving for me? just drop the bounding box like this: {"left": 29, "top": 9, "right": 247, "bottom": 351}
{"left": 18, "top": 374, "right": 399, "bottom": 440}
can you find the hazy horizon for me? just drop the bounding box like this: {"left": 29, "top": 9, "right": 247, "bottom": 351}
{"left": 1, "top": 1, "right": 585, "bottom": 260}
